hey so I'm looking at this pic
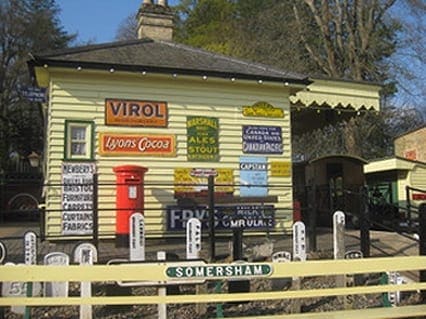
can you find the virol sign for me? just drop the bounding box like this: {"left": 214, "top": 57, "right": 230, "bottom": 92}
{"left": 105, "top": 99, "right": 167, "bottom": 127}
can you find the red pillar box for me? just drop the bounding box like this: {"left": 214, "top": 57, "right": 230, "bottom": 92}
{"left": 293, "top": 200, "right": 302, "bottom": 222}
{"left": 113, "top": 165, "right": 148, "bottom": 247}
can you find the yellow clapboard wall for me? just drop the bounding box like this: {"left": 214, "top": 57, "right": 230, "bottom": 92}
{"left": 44, "top": 69, "right": 294, "bottom": 238}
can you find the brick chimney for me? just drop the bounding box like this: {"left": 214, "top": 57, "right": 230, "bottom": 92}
{"left": 137, "top": 0, "right": 174, "bottom": 41}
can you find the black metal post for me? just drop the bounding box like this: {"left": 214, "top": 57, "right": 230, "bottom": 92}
{"left": 92, "top": 173, "right": 99, "bottom": 249}
{"left": 208, "top": 175, "right": 215, "bottom": 262}
{"left": 39, "top": 205, "right": 46, "bottom": 242}
{"left": 419, "top": 203, "right": 426, "bottom": 302}
{"left": 406, "top": 186, "right": 412, "bottom": 229}
{"left": 0, "top": 175, "right": 4, "bottom": 224}
{"left": 360, "top": 186, "right": 370, "bottom": 257}
{"left": 233, "top": 228, "right": 244, "bottom": 260}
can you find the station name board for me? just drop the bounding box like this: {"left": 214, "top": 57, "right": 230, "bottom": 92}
{"left": 167, "top": 263, "right": 272, "bottom": 279}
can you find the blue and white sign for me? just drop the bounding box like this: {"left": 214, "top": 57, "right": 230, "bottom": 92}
{"left": 242, "top": 125, "right": 283, "bottom": 154}
{"left": 21, "top": 87, "right": 47, "bottom": 103}
{"left": 167, "top": 205, "right": 275, "bottom": 231}
{"left": 240, "top": 156, "right": 267, "bottom": 197}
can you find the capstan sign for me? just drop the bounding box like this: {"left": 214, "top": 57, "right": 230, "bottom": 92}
{"left": 105, "top": 99, "right": 168, "bottom": 127}
{"left": 99, "top": 133, "right": 176, "bottom": 156}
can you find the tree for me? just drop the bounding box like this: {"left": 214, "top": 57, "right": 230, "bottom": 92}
{"left": 115, "top": 13, "right": 138, "bottom": 41}
{"left": 293, "top": 1, "right": 398, "bottom": 82}
{"left": 116, "top": 0, "right": 423, "bottom": 159}
{"left": 175, "top": 0, "right": 237, "bottom": 54}
{"left": 388, "top": 0, "right": 426, "bottom": 113}
{"left": 0, "top": 0, "right": 74, "bottom": 172}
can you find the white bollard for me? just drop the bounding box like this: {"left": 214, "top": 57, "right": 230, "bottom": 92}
{"left": 43, "top": 252, "right": 69, "bottom": 297}
{"left": 292, "top": 221, "right": 306, "bottom": 262}
{"left": 186, "top": 218, "right": 202, "bottom": 259}
{"left": 74, "top": 243, "right": 98, "bottom": 319}
{"left": 129, "top": 213, "right": 145, "bottom": 261}
{"left": 333, "top": 211, "right": 346, "bottom": 260}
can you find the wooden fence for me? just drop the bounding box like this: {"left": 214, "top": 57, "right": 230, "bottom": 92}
{"left": 1, "top": 256, "right": 425, "bottom": 318}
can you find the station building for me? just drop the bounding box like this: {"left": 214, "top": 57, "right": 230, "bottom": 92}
{"left": 29, "top": 0, "right": 381, "bottom": 240}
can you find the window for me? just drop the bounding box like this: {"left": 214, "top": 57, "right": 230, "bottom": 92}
{"left": 64, "top": 121, "right": 94, "bottom": 160}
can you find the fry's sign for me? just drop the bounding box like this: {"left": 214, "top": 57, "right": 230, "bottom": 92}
{"left": 99, "top": 133, "right": 176, "bottom": 156}
{"left": 105, "top": 99, "right": 168, "bottom": 127}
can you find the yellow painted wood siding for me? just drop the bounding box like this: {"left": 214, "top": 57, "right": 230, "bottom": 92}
{"left": 410, "top": 164, "right": 426, "bottom": 204}
{"left": 44, "top": 69, "right": 294, "bottom": 238}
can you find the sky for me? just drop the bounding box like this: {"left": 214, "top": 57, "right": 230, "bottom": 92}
{"left": 56, "top": 0, "right": 178, "bottom": 44}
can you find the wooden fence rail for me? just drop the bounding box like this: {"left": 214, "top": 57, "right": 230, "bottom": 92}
{"left": 0, "top": 256, "right": 425, "bottom": 318}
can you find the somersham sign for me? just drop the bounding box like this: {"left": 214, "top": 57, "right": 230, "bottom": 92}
{"left": 166, "top": 263, "right": 272, "bottom": 279}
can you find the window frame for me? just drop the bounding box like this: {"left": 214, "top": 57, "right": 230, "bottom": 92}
{"left": 64, "top": 120, "right": 95, "bottom": 161}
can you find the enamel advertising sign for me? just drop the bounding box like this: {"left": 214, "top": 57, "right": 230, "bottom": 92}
{"left": 240, "top": 156, "right": 268, "bottom": 197}
{"left": 187, "top": 116, "right": 219, "bottom": 162}
{"left": 99, "top": 133, "right": 176, "bottom": 156}
{"left": 61, "top": 162, "right": 96, "bottom": 235}
{"left": 242, "top": 101, "right": 284, "bottom": 118}
{"left": 105, "top": 99, "right": 167, "bottom": 127}
{"left": 167, "top": 204, "right": 275, "bottom": 231}
{"left": 242, "top": 125, "right": 283, "bottom": 154}
{"left": 174, "top": 168, "right": 233, "bottom": 197}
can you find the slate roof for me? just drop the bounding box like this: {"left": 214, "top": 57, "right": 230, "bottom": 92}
{"left": 28, "top": 38, "right": 310, "bottom": 85}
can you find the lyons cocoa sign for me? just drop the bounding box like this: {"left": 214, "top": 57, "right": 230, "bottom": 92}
{"left": 99, "top": 133, "right": 176, "bottom": 156}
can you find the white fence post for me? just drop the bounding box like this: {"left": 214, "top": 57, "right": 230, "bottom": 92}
{"left": 24, "top": 231, "right": 37, "bottom": 319}
{"left": 292, "top": 222, "right": 306, "bottom": 313}
{"left": 158, "top": 251, "right": 167, "bottom": 319}
{"left": 333, "top": 211, "right": 346, "bottom": 303}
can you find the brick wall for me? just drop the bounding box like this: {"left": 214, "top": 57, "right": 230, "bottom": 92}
{"left": 394, "top": 127, "right": 426, "bottom": 162}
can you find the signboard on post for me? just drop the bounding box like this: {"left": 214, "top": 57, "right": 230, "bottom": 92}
{"left": 43, "top": 252, "right": 70, "bottom": 297}
{"left": 166, "top": 262, "right": 272, "bottom": 279}
{"left": 61, "top": 162, "right": 96, "bottom": 235}
{"left": 174, "top": 167, "right": 233, "bottom": 197}
{"left": 130, "top": 213, "right": 145, "bottom": 261}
